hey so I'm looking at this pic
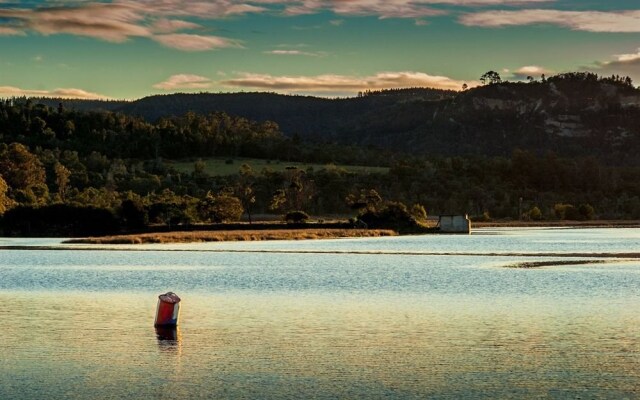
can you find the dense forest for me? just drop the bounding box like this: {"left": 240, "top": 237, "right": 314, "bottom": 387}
{"left": 2, "top": 72, "right": 640, "bottom": 236}
{"left": 35, "top": 72, "right": 640, "bottom": 162}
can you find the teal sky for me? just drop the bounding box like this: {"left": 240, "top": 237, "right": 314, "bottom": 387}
{"left": 0, "top": 0, "right": 639, "bottom": 99}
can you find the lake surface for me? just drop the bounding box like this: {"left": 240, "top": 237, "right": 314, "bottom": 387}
{"left": 1, "top": 228, "right": 639, "bottom": 399}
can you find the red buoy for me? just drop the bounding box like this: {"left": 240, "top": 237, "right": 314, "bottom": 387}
{"left": 154, "top": 292, "right": 181, "bottom": 327}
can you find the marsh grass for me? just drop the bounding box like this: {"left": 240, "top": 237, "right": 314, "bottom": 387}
{"left": 67, "top": 229, "right": 397, "bottom": 244}
{"left": 504, "top": 260, "right": 609, "bottom": 269}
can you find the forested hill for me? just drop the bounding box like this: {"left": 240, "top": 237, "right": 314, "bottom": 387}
{"left": 36, "top": 88, "right": 456, "bottom": 139}
{"left": 337, "top": 73, "right": 640, "bottom": 162}
{"left": 34, "top": 73, "right": 640, "bottom": 162}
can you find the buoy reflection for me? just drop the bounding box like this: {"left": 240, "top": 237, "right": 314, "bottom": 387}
{"left": 155, "top": 326, "right": 182, "bottom": 356}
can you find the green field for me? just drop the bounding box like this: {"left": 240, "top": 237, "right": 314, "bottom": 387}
{"left": 165, "top": 158, "right": 389, "bottom": 176}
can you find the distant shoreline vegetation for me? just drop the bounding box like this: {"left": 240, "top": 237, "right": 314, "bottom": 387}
{"left": 64, "top": 228, "right": 398, "bottom": 245}
{"left": 1, "top": 71, "right": 640, "bottom": 237}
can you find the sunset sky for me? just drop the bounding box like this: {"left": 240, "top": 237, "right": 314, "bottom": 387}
{"left": 0, "top": 0, "right": 639, "bottom": 99}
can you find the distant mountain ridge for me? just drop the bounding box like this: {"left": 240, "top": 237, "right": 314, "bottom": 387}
{"left": 33, "top": 75, "right": 640, "bottom": 162}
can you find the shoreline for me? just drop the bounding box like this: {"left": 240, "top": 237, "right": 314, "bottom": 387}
{"left": 473, "top": 219, "right": 640, "bottom": 228}
{"left": 64, "top": 228, "right": 398, "bottom": 245}
{"left": 5, "top": 220, "right": 638, "bottom": 245}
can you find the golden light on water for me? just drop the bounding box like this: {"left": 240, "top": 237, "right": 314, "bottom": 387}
{"left": 2, "top": 291, "right": 637, "bottom": 398}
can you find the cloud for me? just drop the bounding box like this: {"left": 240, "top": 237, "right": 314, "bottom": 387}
{"left": 0, "top": 0, "right": 568, "bottom": 53}
{"left": 0, "top": 26, "right": 24, "bottom": 36}
{"left": 153, "top": 74, "right": 214, "bottom": 90}
{"left": 152, "top": 33, "right": 242, "bottom": 51}
{"left": 0, "top": 3, "right": 150, "bottom": 42}
{"left": 0, "top": 86, "right": 110, "bottom": 100}
{"left": 124, "top": 0, "right": 267, "bottom": 18}
{"left": 264, "top": 49, "right": 327, "bottom": 57}
{"left": 0, "top": 2, "right": 246, "bottom": 50}
{"left": 282, "top": 1, "right": 445, "bottom": 19}
{"left": 593, "top": 49, "right": 640, "bottom": 83}
{"left": 612, "top": 49, "right": 640, "bottom": 64}
{"left": 511, "top": 65, "right": 554, "bottom": 80}
{"left": 221, "top": 71, "right": 475, "bottom": 93}
{"left": 459, "top": 9, "right": 640, "bottom": 32}
{"left": 280, "top": 0, "right": 552, "bottom": 18}
{"left": 151, "top": 18, "right": 202, "bottom": 34}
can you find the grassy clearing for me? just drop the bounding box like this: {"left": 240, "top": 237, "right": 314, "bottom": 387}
{"left": 67, "top": 229, "right": 398, "bottom": 244}
{"left": 165, "top": 157, "right": 389, "bottom": 176}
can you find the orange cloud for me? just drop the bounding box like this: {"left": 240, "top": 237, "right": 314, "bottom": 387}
{"left": 222, "top": 71, "right": 476, "bottom": 93}
{"left": 0, "top": 86, "right": 111, "bottom": 100}
{"left": 460, "top": 9, "right": 640, "bottom": 32}
{"left": 153, "top": 74, "right": 214, "bottom": 90}
{"left": 153, "top": 34, "right": 242, "bottom": 51}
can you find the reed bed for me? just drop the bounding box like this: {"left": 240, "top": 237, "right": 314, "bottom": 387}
{"left": 67, "top": 229, "right": 398, "bottom": 244}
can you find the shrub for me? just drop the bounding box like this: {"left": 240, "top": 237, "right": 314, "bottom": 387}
{"left": 410, "top": 204, "right": 427, "bottom": 221}
{"left": 285, "top": 210, "right": 310, "bottom": 223}
{"left": 358, "top": 201, "right": 419, "bottom": 232}
{"left": 529, "top": 206, "right": 543, "bottom": 221}
{"left": 578, "top": 203, "right": 595, "bottom": 220}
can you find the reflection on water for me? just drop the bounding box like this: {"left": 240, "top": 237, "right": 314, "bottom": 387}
{"left": 1, "top": 228, "right": 639, "bottom": 398}
{"left": 1, "top": 292, "right": 638, "bottom": 399}
{"left": 156, "top": 326, "right": 181, "bottom": 342}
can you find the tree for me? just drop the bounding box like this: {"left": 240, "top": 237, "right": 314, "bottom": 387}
{"left": 410, "top": 203, "right": 427, "bottom": 221}
{"left": 54, "top": 162, "right": 71, "bottom": 201}
{"left": 0, "top": 143, "right": 47, "bottom": 191}
{"left": 198, "top": 191, "right": 243, "bottom": 223}
{"left": 346, "top": 189, "right": 383, "bottom": 213}
{"left": 236, "top": 163, "right": 256, "bottom": 223}
{"left": 578, "top": 203, "right": 595, "bottom": 220}
{"left": 480, "top": 71, "right": 502, "bottom": 85}
{"left": 0, "top": 175, "right": 14, "bottom": 215}
{"left": 119, "top": 198, "right": 148, "bottom": 229}
{"left": 528, "top": 206, "right": 542, "bottom": 220}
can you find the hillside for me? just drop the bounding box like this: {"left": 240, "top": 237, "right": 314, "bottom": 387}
{"left": 39, "top": 73, "right": 640, "bottom": 163}
{"left": 344, "top": 73, "right": 640, "bottom": 161}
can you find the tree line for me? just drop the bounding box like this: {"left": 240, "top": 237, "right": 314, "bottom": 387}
{"left": 1, "top": 97, "right": 640, "bottom": 236}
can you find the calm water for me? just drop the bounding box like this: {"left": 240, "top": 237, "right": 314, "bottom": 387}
{"left": 1, "top": 228, "right": 639, "bottom": 399}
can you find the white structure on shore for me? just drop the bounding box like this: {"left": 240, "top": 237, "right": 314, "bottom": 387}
{"left": 438, "top": 214, "right": 471, "bottom": 234}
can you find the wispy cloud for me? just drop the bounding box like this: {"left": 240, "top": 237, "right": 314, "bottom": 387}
{"left": 221, "top": 71, "right": 475, "bottom": 93}
{"left": 151, "top": 18, "right": 202, "bottom": 34}
{"left": 0, "top": 2, "right": 246, "bottom": 50}
{"left": 283, "top": 1, "right": 445, "bottom": 19}
{"left": 153, "top": 34, "right": 242, "bottom": 51}
{"left": 592, "top": 49, "right": 640, "bottom": 82}
{"left": 511, "top": 65, "right": 554, "bottom": 80}
{"left": 0, "top": 86, "right": 110, "bottom": 99}
{"left": 264, "top": 49, "right": 327, "bottom": 57}
{"left": 153, "top": 74, "right": 214, "bottom": 90}
{"left": 279, "top": 0, "right": 552, "bottom": 19}
{"left": 124, "top": 0, "right": 267, "bottom": 18}
{"left": 459, "top": 9, "right": 640, "bottom": 32}
{"left": 0, "top": 26, "right": 24, "bottom": 36}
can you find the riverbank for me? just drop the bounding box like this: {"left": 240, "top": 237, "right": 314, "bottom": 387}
{"left": 65, "top": 228, "right": 398, "bottom": 244}
{"left": 474, "top": 219, "right": 640, "bottom": 228}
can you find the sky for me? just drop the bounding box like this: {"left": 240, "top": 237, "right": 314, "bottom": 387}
{"left": 0, "top": 0, "right": 639, "bottom": 100}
